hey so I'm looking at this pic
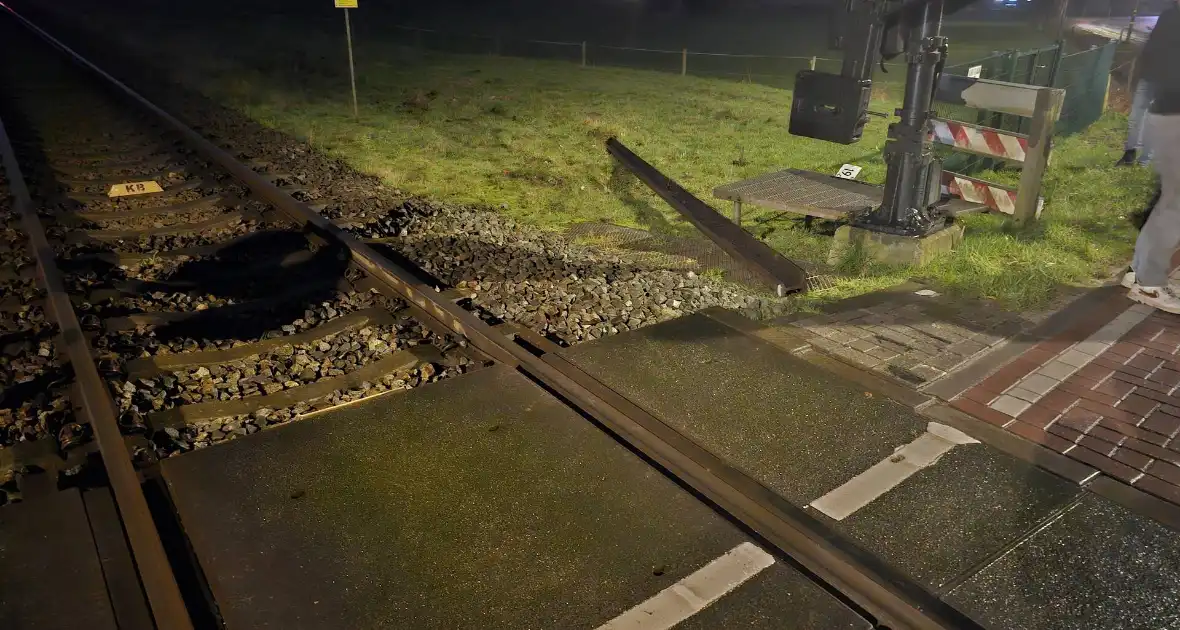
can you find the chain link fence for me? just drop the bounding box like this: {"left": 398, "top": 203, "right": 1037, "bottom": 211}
{"left": 386, "top": 25, "right": 921, "bottom": 92}
{"left": 1053, "top": 42, "right": 1119, "bottom": 136}
{"left": 389, "top": 24, "right": 1116, "bottom": 127}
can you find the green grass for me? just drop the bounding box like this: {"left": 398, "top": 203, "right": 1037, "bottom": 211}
{"left": 194, "top": 52, "right": 1151, "bottom": 309}
{"left": 69, "top": 9, "right": 1155, "bottom": 313}
{"left": 202, "top": 53, "right": 894, "bottom": 231}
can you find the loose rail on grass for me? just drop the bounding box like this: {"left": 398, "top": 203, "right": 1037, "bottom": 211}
{"left": 4, "top": 5, "right": 980, "bottom": 629}
{"left": 605, "top": 137, "right": 808, "bottom": 297}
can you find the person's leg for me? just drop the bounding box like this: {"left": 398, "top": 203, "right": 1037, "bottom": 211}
{"left": 1120, "top": 80, "right": 1153, "bottom": 165}
{"left": 1129, "top": 114, "right": 1180, "bottom": 312}
{"left": 1140, "top": 125, "right": 1155, "bottom": 166}
{"left": 1139, "top": 82, "right": 1156, "bottom": 166}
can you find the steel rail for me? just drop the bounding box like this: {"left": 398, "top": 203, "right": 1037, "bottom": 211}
{"left": 3, "top": 7, "right": 981, "bottom": 629}
{"left": 0, "top": 104, "right": 194, "bottom": 628}
{"left": 605, "top": 138, "right": 809, "bottom": 296}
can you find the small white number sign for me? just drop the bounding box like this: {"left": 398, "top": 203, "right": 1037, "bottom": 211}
{"left": 835, "top": 164, "right": 862, "bottom": 180}
{"left": 967, "top": 65, "right": 983, "bottom": 79}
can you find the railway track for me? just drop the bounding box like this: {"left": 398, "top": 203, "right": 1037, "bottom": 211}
{"left": 0, "top": 6, "right": 985, "bottom": 630}
{"left": 0, "top": 24, "right": 481, "bottom": 472}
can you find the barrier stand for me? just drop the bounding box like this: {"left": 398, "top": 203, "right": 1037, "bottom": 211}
{"left": 932, "top": 76, "right": 1065, "bottom": 227}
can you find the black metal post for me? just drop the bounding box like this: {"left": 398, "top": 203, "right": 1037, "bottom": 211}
{"left": 855, "top": 0, "right": 948, "bottom": 236}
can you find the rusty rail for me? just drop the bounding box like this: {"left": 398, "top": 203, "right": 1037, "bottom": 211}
{"left": 0, "top": 106, "right": 194, "bottom": 628}
{"left": 606, "top": 138, "right": 808, "bottom": 297}
{"left": 3, "top": 6, "right": 980, "bottom": 629}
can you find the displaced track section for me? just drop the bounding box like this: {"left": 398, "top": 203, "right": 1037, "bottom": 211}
{"left": 1, "top": 6, "right": 982, "bottom": 630}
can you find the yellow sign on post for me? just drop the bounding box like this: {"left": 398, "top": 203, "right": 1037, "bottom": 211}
{"left": 335, "top": 0, "right": 357, "bottom": 8}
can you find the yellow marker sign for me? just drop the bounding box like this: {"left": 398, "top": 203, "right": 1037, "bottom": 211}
{"left": 335, "top": 0, "right": 357, "bottom": 7}
{"left": 108, "top": 181, "right": 164, "bottom": 198}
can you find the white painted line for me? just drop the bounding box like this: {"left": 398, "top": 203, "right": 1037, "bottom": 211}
{"left": 990, "top": 394, "right": 1031, "bottom": 417}
{"left": 596, "top": 543, "right": 774, "bottom": 630}
{"left": 1089, "top": 327, "right": 1125, "bottom": 344}
{"left": 1019, "top": 374, "right": 1060, "bottom": 395}
{"left": 988, "top": 305, "right": 1154, "bottom": 416}
{"left": 809, "top": 423, "right": 979, "bottom": 521}
{"left": 1038, "top": 361, "right": 1077, "bottom": 381}
{"left": 1074, "top": 340, "right": 1112, "bottom": 356}
{"left": 1058, "top": 349, "right": 1093, "bottom": 368}
{"left": 1006, "top": 387, "right": 1042, "bottom": 403}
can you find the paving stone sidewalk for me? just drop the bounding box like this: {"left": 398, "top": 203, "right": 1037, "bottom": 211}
{"left": 951, "top": 296, "right": 1180, "bottom": 506}
{"left": 779, "top": 286, "right": 1044, "bottom": 386}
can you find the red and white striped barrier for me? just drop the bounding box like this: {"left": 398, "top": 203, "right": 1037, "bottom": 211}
{"left": 930, "top": 118, "right": 1029, "bottom": 164}
{"left": 942, "top": 171, "right": 1020, "bottom": 216}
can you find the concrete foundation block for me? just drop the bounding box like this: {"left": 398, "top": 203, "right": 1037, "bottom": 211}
{"left": 828, "top": 223, "right": 964, "bottom": 267}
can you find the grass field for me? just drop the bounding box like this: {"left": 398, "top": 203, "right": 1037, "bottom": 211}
{"left": 54, "top": 4, "right": 1157, "bottom": 312}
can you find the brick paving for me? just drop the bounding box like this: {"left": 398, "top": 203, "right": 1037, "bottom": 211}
{"left": 953, "top": 296, "right": 1180, "bottom": 506}
{"left": 783, "top": 289, "right": 1039, "bottom": 386}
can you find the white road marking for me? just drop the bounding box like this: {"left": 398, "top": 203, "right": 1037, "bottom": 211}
{"left": 809, "top": 422, "right": 979, "bottom": 521}
{"left": 595, "top": 542, "right": 774, "bottom": 630}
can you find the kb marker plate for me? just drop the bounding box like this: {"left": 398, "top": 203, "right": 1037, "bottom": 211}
{"left": 107, "top": 181, "right": 163, "bottom": 198}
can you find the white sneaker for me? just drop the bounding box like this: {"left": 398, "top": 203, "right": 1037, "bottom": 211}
{"left": 1129, "top": 285, "right": 1180, "bottom": 314}
{"left": 1122, "top": 270, "right": 1136, "bottom": 288}
{"left": 1121, "top": 270, "right": 1180, "bottom": 292}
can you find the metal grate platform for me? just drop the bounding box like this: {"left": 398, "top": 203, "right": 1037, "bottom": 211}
{"left": 715, "top": 168, "right": 988, "bottom": 220}
{"left": 714, "top": 169, "right": 879, "bottom": 221}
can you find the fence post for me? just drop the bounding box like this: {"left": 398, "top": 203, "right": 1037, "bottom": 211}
{"left": 682, "top": 48, "right": 688, "bottom": 76}
{"left": 1005, "top": 50, "right": 1021, "bottom": 82}
{"left": 1126, "top": 0, "right": 1141, "bottom": 43}
{"left": 581, "top": 41, "right": 587, "bottom": 67}
{"left": 975, "top": 53, "right": 999, "bottom": 129}
{"left": 1026, "top": 49, "right": 1041, "bottom": 85}
{"left": 1001, "top": 50, "right": 1022, "bottom": 131}
{"left": 1096, "top": 43, "right": 1113, "bottom": 114}
{"left": 1016, "top": 49, "right": 1043, "bottom": 134}
{"left": 1013, "top": 87, "right": 1065, "bottom": 227}
{"left": 809, "top": 56, "right": 817, "bottom": 71}
{"left": 985, "top": 52, "right": 1016, "bottom": 131}
{"left": 1046, "top": 40, "right": 1065, "bottom": 87}
{"left": 1103, "top": 72, "right": 1112, "bottom": 112}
